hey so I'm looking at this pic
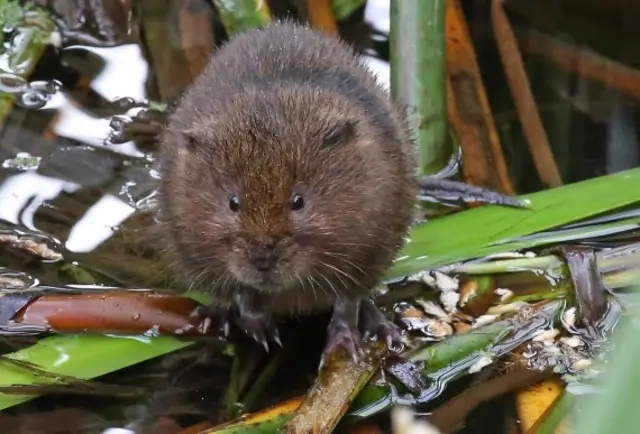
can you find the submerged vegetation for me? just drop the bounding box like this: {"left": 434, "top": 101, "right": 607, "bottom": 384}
{"left": 0, "top": 0, "right": 639, "bottom": 433}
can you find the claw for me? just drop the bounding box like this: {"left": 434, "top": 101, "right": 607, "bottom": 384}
{"left": 273, "top": 329, "right": 283, "bottom": 348}
{"left": 318, "top": 353, "right": 328, "bottom": 371}
{"left": 320, "top": 299, "right": 362, "bottom": 369}
{"left": 350, "top": 348, "right": 359, "bottom": 363}
{"left": 222, "top": 321, "right": 230, "bottom": 337}
{"left": 386, "top": 334, "right": 405, "bottom": 353}
{"left": 190, "top": 305, "right": 229, "bottom": 336}
{"left": 230, "top": 307, "right": 277, "bottom": 352}
{"left": 199, "top": 317, "right": 212, "bottom": 334}
{"left": 360, "top": 299, "right": 404, "bottom": 351}
{"left": 320, "top": 326, "right": 361, "bottom": 370}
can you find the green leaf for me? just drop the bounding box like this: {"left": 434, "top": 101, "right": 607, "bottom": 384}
{"left": 211, "top": 0, "right": 271, "bottom": 36}
{"left": 0, "top": 335, "right": 191, "bottom": 410}
{"left": 573, "top": 312, "right": 640, "bottom": 434}
{"left": 331, "top": 0, "right": 367, "bottom": 20}
{"left": 390, "top": 167, "right": 640, "bottom": 278}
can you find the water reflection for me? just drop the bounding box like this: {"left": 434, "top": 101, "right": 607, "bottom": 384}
{"left": 0, "top": 41, "right": 150, "bottom": 258}
{"left": 65, "top": 193, "right": 137, "bottom": 253}
{"left": 0, "top": 171, "right": 80, "bottom": 232}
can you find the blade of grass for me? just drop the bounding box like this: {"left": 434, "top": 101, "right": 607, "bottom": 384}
{"left": 0, "top": 335, "right": 191, "bottom": 410}
{"left": 572, "top": 311, "right": 640, "bottom": 434}
{"left": 391, "top": 167, "right": 640, "bottom": 278}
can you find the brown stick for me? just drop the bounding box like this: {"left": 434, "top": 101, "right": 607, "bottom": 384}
{"left": 428, "top": 367, "right": 553, "bottom": 433}
{"left": 491, "top": 0, "right": 563, "bottom": 188}
{"left": 520, "top": 28, "right": 640, "bottom": 103}
{"left": 446, "top": 0, "right": 515, "bottom": 195}
{"left": 11, "top": 291, "right": 218, "bottom": 336}
{"left": 137, "top": 0, "right": 215, "bottom": 102}
{"left": 307, "top": 0, "right": 338, "bottom": 36}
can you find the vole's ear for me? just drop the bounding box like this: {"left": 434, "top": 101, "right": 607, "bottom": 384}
{"left": 165, "top": 126, "right": 200, "bottom": 153}
{"left": 182, "top": 132, "right": 199, "bottom": 152}
{"left": 173, "top": 127, "right": 203, "bottom": 153}
{"left": 322, "top": 120, "right": 356, "bottom": 147}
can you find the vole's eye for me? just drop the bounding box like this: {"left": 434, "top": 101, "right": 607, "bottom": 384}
{"left": 229, "top": 195, "right": 241, "bottom": 212}
{"left": 291, "top": 193, "right": 305, "bottom": 211}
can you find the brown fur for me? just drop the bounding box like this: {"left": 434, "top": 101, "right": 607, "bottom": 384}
{"left": 157, "top": 21, "right": 418, "bottom": 317}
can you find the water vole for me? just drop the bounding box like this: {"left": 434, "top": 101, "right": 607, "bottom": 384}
{"left": 158, "top": 21, "right": 418, "bottom": 364}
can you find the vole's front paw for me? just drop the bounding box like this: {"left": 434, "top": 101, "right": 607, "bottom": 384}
{"left": 190, "top": 304, "right": 231, "bottom": 336}
{"left": 319, "top": 299, "right": 362, "bottom": 370}
{"left": 233, "top": 312, "right": 281, "bottom": 352}
{"left": 320, "top": 320, "right": 362, "bottom": 370}
{"left": 360, "top": 298, "right": 405, "bottom": 352}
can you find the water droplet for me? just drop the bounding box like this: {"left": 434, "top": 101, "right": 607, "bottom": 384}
{"left": 106, "top": 129, "right": 129, "bottom": 145}
{"left": 112, "top": 97, "right": 145, "bottom": 111}
{"left": 135, "top": 192, "right": 158, "bottom": 212}
{"left": 0, "top": 73, "right": 26, "bottom": 93}
{"left": 29, "top": 80, "right": 61, "bottom": 95}
{"left": 131, "top": 313, "right": 141, "bottom": 321}
{"left": 109, "top": 115, "right": 129, "bottom": 130}
{"left": 2, "top": 151, "right": 41, "bottom": 170}
{"left": 17, "top": 90, "right": 49, "bottom": 109}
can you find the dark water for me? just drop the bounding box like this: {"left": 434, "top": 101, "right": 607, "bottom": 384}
{"left": 0, "top": 0, "right": 638, "bottom": 433}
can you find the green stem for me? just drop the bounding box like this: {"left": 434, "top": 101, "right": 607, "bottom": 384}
{"left": 331, "top": 0, "right": 367, "bottom": 20}
{"left": 211, "top": 0, "right": 271, "bottom": 36}
{"left": 450, "top": 245, "right": 640, "bottom": 291}
{"left": 451, "top": 256, "right": 564, "bottom": 274}
{"left": 390, "top": 0, "right": 448, "bottom": 175}
{"left": 224, "top": 352, "right": 243, "bottom": 419}
{"left": 241, "top": 346, "right": 288, "bottom": 413}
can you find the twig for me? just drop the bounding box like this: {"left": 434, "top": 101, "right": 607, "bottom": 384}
{"left": 519, "top": 28, "right": 640, "bottom": 103}
{"left": 307, "top": 0, "right": 338, "bottom": 35}
{"left": 555, "top": 246, "right": 607, "bottom": 326}
{"left": 491, "top": 0, "right": 563, "bottom": 188}
{"left": 428, "top": 367, "right": 552, "bottom": 433}
{"left": 137, "top": 0, "right": 215, "bottom": 102}
{"left": 283, "top": 342, "right": 385, "bottom": 434}
{"left": 445, "top": 0, "right": 514, "bottom": 194}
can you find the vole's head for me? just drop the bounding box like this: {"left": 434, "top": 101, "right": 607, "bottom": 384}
{"left": 160, "top": 85, "right": 409, "bottom": 298}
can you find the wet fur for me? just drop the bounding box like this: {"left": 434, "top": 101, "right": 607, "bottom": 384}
{"left": 157, "top": 21, "right": 418, "bottom": 317}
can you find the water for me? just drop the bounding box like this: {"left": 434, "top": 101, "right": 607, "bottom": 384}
{"left": 0, "top": 0, "right": 638, "bottom": 433}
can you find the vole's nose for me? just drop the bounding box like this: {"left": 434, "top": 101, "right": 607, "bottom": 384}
{"left": 250, "top": 246, "right": 277, "bottom": 272}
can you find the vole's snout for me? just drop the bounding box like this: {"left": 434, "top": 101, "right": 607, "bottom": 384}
{"left": 249, "top": 246, "right": 278, "bottom": 273}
